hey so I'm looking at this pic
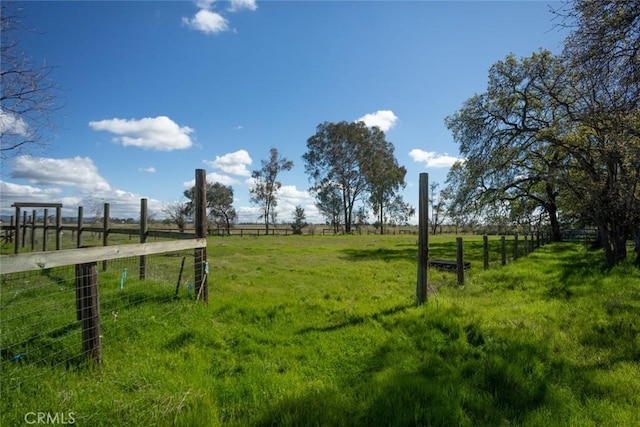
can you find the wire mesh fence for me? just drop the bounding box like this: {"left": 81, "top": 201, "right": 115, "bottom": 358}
{"left": 0, "top": 249, "right": 197, "bottom": 391}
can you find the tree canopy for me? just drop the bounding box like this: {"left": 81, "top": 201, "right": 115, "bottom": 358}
{"left": 250, "top": 148, "right": 293, "bottom": 232}
{"left": 445, "top": 0, "right": 640, "bottom": 265}
{"left": 303, "top": 121, "right": 409, "bottom": 233}
{"left": 184, "top": 182, "right": 236, "bottom": 234}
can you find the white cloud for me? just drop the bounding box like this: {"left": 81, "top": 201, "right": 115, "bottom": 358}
{"left": 182, "top": 9, "right": 229, "bottom": 34}
{"left": 88, "top": 116, "right": 194, "bottom": 151}
{"left": 2, "top": 157, "right": 166, "bottom": 219}
{"left": 0, "top": 109, "right": 29, "bottom": 136}
{"left": 228, "top": 0, "right": 257, "bottom": 12}
{"left": 0, "top": 181, "right": 80, "bottom": 215}
{"left": 203, "top": 149, "right": 252, "bottom": 176}
{"left": 0, "top": 180, "right": 63, "bottom": 199}
{"left": 356, "top": 110, "right": 398, "bottom": 132}
{"left": 139, "top": 166, "right": 156, "bottom": 173}
{"left": 183, "top": 0, "right": 256, "bottom": 35}
{"left": 11, "top": 156, "right": 112, "bottom": 192}
{"left": 409, "top": 149, "right": 462, "bottom": 168}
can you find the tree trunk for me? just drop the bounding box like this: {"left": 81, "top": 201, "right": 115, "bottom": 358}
{"left": 601, "top": 221, "right": 628, "bottom": 267}
{"left": 634, "top": 227, "right": 640, "bottom": 265}
{"left": 546, "top": 203, "right": 562, "bottom": 242}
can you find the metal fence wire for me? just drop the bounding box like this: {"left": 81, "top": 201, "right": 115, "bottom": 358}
{"left": 0, "top": 250, "right": 196, "bottom": 390}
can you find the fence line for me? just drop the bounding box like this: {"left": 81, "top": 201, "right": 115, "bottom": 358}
{"left": 1, "top": 169, "right": 209, "bottom": 374}
{"left": 427, "top": 231, "right": 551, "bottom": 285}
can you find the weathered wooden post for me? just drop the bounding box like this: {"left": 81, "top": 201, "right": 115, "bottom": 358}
{"left": 13, "top": 206, "right": 20, "bottom": 254}
{"left": 140, "top": 198, "right": 148, "bottom": 280}
{"left": 501, "top": 235, "right": 507, "bottom": 265}
{"left": 75, "top": 260, "right": 102, "bottom": 366}
{"left": 416, "top": 173, "right": 429, "bottom": 305}
{"left": 30, "top": 210, "right": 36, "bottom": 250}
{"left": 194, "top": 169, "right": 209, "bottom": 303}
{"left": 56, "top": 206, "right": 62, "bottom": 250}
{"left": 456, "top": 237, "right": 465, "bottom": 285}
{"left": 524, "top": 234, "right": 529, "bottom": 256}
{"left": 42, "top": 208, "right": 48, "bottom": 251}
{"left": 77, "top": 206, "right": 84, "bottom": 248}
{"left": 483, "top": 235, "right": 489, "bottom": 270}
{"left": 531, "top": 232, "right": 535, "bottom": 252}
{"left": 102, "top": 203, "right": 110, "bottom": 271}
{"left": 513, "top": 233, "right": 519, "bottom": 260}
{"left": 21, "top": 210, "right": 27, "bottom": 249}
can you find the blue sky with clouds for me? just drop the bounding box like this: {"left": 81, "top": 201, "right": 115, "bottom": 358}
{"left": 0, "top": 0, "right": 569, "bottom": 224}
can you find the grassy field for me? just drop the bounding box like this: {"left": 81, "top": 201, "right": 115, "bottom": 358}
{"left": 1, "top": 234, "right": 639, "bottom": 426}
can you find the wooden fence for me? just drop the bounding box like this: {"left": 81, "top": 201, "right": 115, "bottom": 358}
{"left": 0, "top": 169, "right": 210, "bottom": 366}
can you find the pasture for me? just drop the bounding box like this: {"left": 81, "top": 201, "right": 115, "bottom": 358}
{"left": 1, "top": 234, "right": 639, "bottom": 426}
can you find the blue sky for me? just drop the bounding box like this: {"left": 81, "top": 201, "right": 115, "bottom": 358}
{"left": 0, "top": 0, "right": 568, "bottom": 224}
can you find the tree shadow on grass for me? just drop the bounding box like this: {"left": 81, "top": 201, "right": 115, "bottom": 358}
{"left": 296, "top": 303, "right": 412, "bottom": 334}
{"left": 340, "top": 247, "right": 417, "bottom": 263}
{"left": 260, "top": 307, "right": 557, "bottom": 426}
{"left": 543, "top": 243, "right": 611, "bottom": 300}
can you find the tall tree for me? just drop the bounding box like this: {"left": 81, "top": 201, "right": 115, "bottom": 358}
{"left": 1, "top": 2, "right": 61, "bottom": 158}
{"left": 554, "top": 0, "right": 640, "bottom": 265}
{"left": 184, "top": 182, "right": 236, "bottom": 234}
{"left": 304, "top": 121, "right": 407, "bottom": 233}
{"left": 429, "top": 182, "right": 449, "bottom": 235}
{"left": 250, "top": 148, "right": 293, "bottom": 232}
{"left": 314, "top": 182, "right": 343, "bottom": 233}
{"left": 163, "top": 200, "right": 190, "bottom": 233}
{"left": 290, "top": 205, "right": 307, "bottom": 235}
{"left": 445, "top": 50, "right": 568, "bottom": 242}
{"left": 359, "top": 127, "right": 407, "bottom": 234}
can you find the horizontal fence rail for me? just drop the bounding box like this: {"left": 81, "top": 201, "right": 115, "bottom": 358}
{"left": 0, "top": 238, "right": 207, "bottom": 274}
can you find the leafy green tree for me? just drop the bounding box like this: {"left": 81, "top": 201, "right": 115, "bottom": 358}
{"left": 184, "top": 182, "right": 236, "bottom": 234}
{"left": 314, "top": 182, "right": 343, "bottom": 233}
{"left": 386, "top": 195, "right": 415, "bottom": 227}
{"left": 445, "top": 50, "right": 567, "bottom": 242}
{"left": 429, "top": 182, "right": 450, "bottom": 235}
{"left": 303, "top": 121, "right": 408, "bottom": 233}
{"left": 250, "top": 148, "right": 293, "bottom": 233}
{"left": 290, "top": 205, "right": 307, "bottom": 235}
{"left": 553, "top": 0, "right": 640, "bottom": 265}
{"left": 359, "top": 129, "right": 407, "bottom": 234}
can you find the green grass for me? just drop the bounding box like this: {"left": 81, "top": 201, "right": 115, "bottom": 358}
{"left": 1, "top": 234, "right": 639, "bottom": 426}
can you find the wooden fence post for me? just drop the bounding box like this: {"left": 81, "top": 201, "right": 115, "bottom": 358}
{"left": 501, "top": 235, "right": 506, "bottom": 265}
{"left": 102, "top": 203, "right": 110, "bottom": 271}
{"left": 456, "top": 237, "right": 464, "bottom": 285}
{"left": 21, "top": 211, "right": 27, "bottom": 250}
{"left": 524, "top": 234, "right": 529, "bottom": 256}
{"left": 140, "top": 199, "right": 148, "bottom": 280}
{"left": 483, "top": 235, "right": 489, "bottom": 270}
{"left": 416, "top": 173, "right": 429, "bottom": 306}
{"left": 30, "top": 210, "right": 36, "bottom": 250}
{"left": 43, "top": 208, "right": 48, "bottom": 252}
{"left": 13, "top": 206, "right": 21, "bottom": 254}
{"left": 77, "top": 206, "right": 83, "bottom": 248}
{"left": 513, "top": 233, "right": 519, "bottom": 260}
{"left": 194, "top": 169, "right": 209, "bottom": 303}
{"left": 531, "top": 232, "right": 535, "bottom": 252}
{"left": 75, "top": 261, "right": 102, "bottom": 366}
{"left": 56, "top": 206, "right": 62, "bottom": 250}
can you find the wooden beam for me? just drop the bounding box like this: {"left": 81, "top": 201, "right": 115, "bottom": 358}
{"left": 11, "top": 202, "right": 63, "bottom": 208}
{"left": 0, "top": 238, "right": 207, "bottom": 274}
